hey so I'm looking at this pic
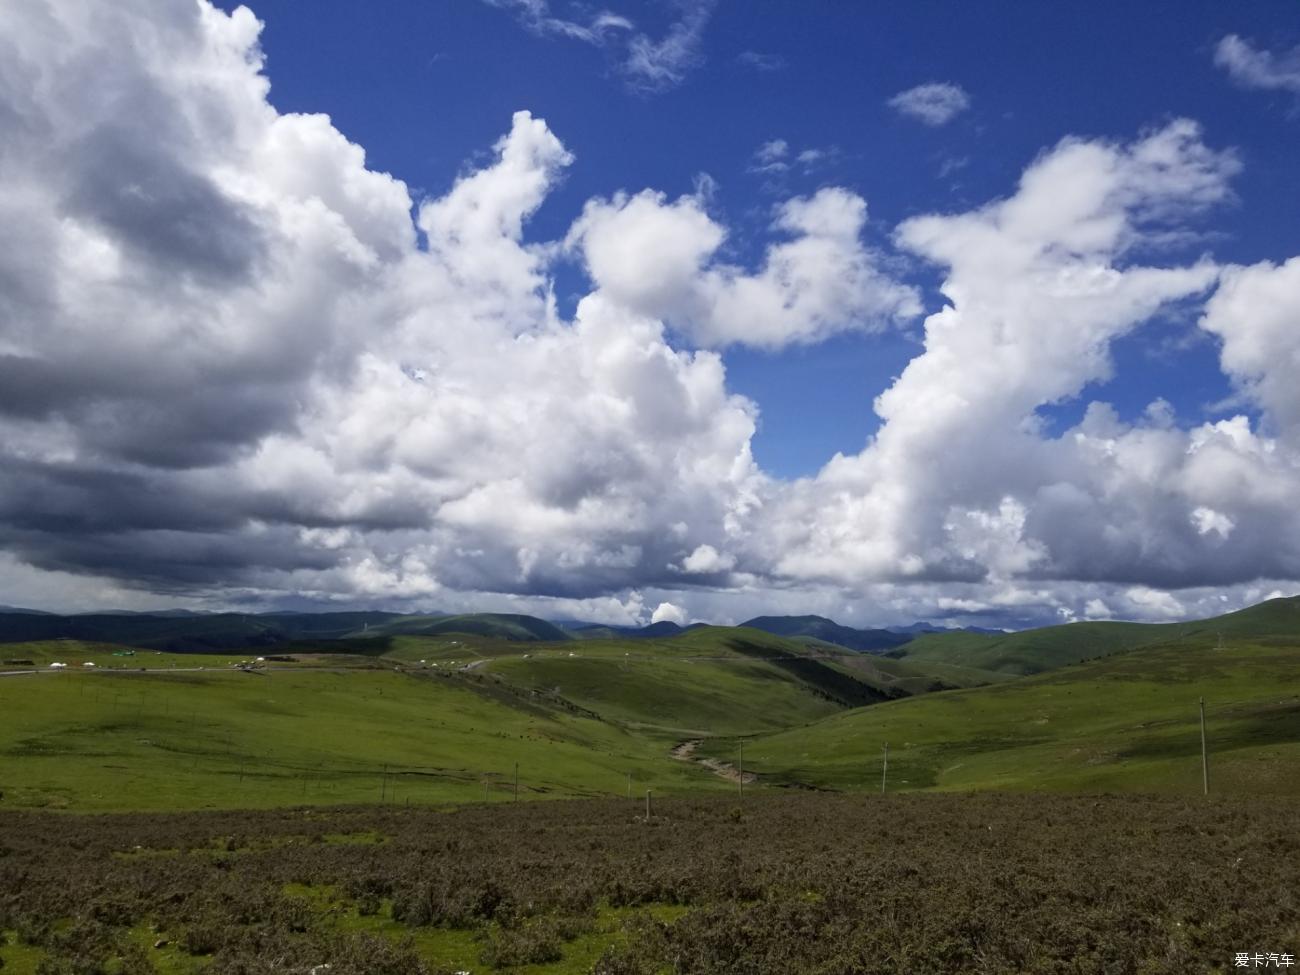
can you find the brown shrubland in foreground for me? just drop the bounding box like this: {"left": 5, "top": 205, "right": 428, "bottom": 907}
{"left": 1, "top": 793, "right": 1296, "bottom": 974}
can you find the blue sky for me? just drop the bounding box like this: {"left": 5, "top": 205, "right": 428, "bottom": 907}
{"left": 2, "top": 0, "right": 1300, "bottom": 627}
{"left": 217, "top": 0, "right": 1299, "bottom": 478}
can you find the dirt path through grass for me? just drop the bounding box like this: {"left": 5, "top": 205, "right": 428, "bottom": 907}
{"left": 671, "top": 738, "right": 756, "bottom": 785}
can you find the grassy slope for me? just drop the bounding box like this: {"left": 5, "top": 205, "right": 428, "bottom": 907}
{"left": 827, "top": 648, "right": 973, "bottom": 694}
{"left": 379, "top": 627, "right": 917, "bottom": 732}
{"left": 386, "top": 627, "right": 904, "bottom": 735}
{"left": 896, "top": 621, "right": 1161, "bottom": 679}
{"left": 0, "top": 647, "right": 728, "bottom": 811}
{"left": 0, "top": 629, "right": 893, "bottom": 811}
{"left": 894, "top": 595, "right": 1300, "bottom": 679}
{"left": 10, "top": 598, "right": 1299, "bottom": 813}
{"left": 486, "top": 645, "right": 843, "bottom": 736}
{"left": 0, "top": 640, "right": 255, "bottom": 668}
{"left": 709, "top": 634, "right": 1300, "bottom": 796}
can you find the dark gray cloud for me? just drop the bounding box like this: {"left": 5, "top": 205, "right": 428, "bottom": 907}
{"left": 65, "top": 126, "right": 266, "bottom": 284}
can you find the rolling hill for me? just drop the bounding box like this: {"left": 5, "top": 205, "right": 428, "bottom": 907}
{"left": 0, "top": 625, "right": 910, "bottom": 811}
{"left": 700, "top": 621, "right": 1300, "bottom": 796}
{"left": 891, "top": 595, "right": 1300, "bottom": 679}
{"left": 4, "top": 595, "right": 1300, "bottom": 812}
{"left": 478, "top": 627, "right": 915, "bottom": 737}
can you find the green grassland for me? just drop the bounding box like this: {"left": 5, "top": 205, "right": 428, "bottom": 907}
{"left": 894, "top": 594, "right": 1300, "bottom": 678}
{"left": 4, "top": 599, "right": 1300, "bottom": 814}
{"left": 705, "top": 635, "right": 1300, "bottom": 795}
{"left": 482, "top": 627, "right": 912, "bottom": 733}
{"left": 0, "top": 628, "right": 901, "bottom": 811}
{"left": 485, "top": 646, "right": 843, "bottom": 736}
{"left": 0, "top": 639, "right": 316, "bottom": 671}
{"left": 0, "top": 660, "right": 721, "bottom": 811}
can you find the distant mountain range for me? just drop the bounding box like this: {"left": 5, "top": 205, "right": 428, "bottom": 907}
{"left": 562, "top": 616, "right": 999, "bottom": 649}
{"left": 738, "top": 615, "right": 913, "bottom": 652}
{"left": 0, "top": 610, "right": 403, "bottom": 651}
{"left": 886, "top": 621, "right": 1007, "bottom": 636}
{"left": 7, "top": 599, "right": 1293, "bottom": 664}
{"left": 0, "top": 607, "right": 942, "bottom": 653}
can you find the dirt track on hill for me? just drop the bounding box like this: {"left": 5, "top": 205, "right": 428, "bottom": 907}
{"left": 671, "top": 738, "right": 757, "bottom": 785}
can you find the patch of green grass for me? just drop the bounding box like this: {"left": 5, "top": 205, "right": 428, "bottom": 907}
{"left": 0, "top": 930, "right": 46, "bottom": 975}
{"left": 277, "top": 882, "right": 689, "bottom": 975}
{"left": 123, "top": 924, "right": 207, "bottom": 975}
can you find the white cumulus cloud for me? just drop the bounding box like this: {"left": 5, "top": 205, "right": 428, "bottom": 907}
{"left": 755, "top": 119, "right": 1297, "bottom": 599}
{"left": 677, "top": 544, "right": 736, "bottom": 575}
{"left": 568, "top": 187, "right": 921, "bottom": 347}
{"left": 888, "top": 82, "right": 971, "bottom": 126}
{"left": 4, "top": 1, "right": 1300, "bottom": 633}
{"left": 1214, "top": 35, "right": 1300, "bottom": 94}
{"left": 650, "top": 601, "right": 688, "bottom": 625}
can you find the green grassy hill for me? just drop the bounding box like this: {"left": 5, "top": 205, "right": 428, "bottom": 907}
{"left": 0, "top": 627, "right": 898, "bottom": 811}
{"left": 480, "top": 627, "right": 902, "bottom": 736}
{"left": 0, "top": 643, "right": 722, "bottom": 812}
{"left": 6, "top": 597, "right": 1300, "bottom": 813}
{"left": 893, "top": 595, "right": 1300, "bottom": 679}
{"left": 894, "top": 620, "right": 1162, "bottom": 680}
{"left": 705, "top": 630, "right": 1300, "bottom": 796}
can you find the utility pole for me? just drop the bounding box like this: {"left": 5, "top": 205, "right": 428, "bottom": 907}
{"left": 738, "top": 741, "right": 744, "bottom": 798}
{"left": 514, "top": 762, "right": 519, "bottom": 801}
{"left": 380, "top": 764, "right": 388, "bottom": 803}
{"left": 1199, "top": 697, "right": 1209, "bottom": 796}
{"left": 645, "top": 789, "right": 652, "bottom": 821}
{"left": 880, "top": 742, "right": 889, "bottom": 796}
